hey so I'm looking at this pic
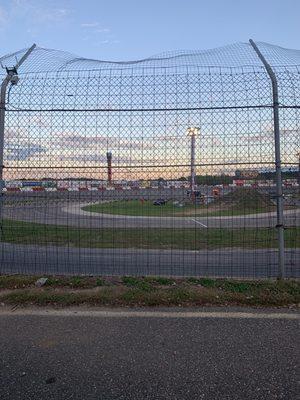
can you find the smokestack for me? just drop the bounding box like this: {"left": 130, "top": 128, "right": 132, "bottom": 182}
{"left": 106, "top": 151, "right": 112, "bottom": 184}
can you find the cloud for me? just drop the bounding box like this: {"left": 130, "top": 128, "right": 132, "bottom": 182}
{"left": 57, "top": 153, "right": 168, "bottom": 165}
{"left": 95, "top": 28, "right": 110, "bottom": 33}
{"left": 94, "top": 38, "right": 120, "bottom": 46}
{"left": 81, "top": 22, "right": 99, "bottom": 28}
{"left": 4, "top": 128, "right": 160, "bottom": 165}
{"left": 80, "top": 21, "right": 114, "bottom": 45}
{"left": 8, "top": 0, "right": 71, "bottom": 29}
{"left": 34, "top": 7, "right": 70, "bottom": 23}
{"left": 281, "top": 128, "right": 300, "bottom": 137}
{"left": 58, "top": 153, "right": 107, "bottom": 163}
{"left": 6, "top": 144, "right": 46, "bottom": 161}
{"left": 4, "top": 127, "right": 47, "bottom": 161}
{"left": 52, "top": 132, "right": 156, "bottom": 151}
{"left": 80, "top": 23, "right": 110, "bottom": 33}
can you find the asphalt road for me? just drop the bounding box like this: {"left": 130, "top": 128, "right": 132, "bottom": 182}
{"left": 0, "top": 307, "right": 299, "bottom": 400}
{"left": 1, "top": 243, "right": 299, "bottom": 277}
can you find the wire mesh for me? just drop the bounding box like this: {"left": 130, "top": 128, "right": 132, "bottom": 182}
{"left": 0, "top": 42, "right": 299, "bottom": 278}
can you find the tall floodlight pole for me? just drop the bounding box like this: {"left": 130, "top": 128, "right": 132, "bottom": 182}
{"left": 106, "top": 151, "right": 112, "bottom": 185}
{"left": 297, "top": 151, "right": 300, "bottom": 186}
{"left": 249, "top": 39, "right": 285, "bottom": 278}
{"left": 186, "top": 127, "right": 200, "bottom": 199}
{"left": 0, "top": 44, "right": 36, "bottom": 233}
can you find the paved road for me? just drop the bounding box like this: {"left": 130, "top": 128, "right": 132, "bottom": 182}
{"left": 1, "top": 243, "right": 299, "bottom": 277}
{"left": 0, "top": 307, "right": 299, "bottom": 400}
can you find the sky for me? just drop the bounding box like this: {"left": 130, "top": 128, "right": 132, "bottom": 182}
{"left": 0, "top": 0, "right": 299, "bottom": 61}
{"left": 1, "top": 0, "right": 299, "bottom": 181}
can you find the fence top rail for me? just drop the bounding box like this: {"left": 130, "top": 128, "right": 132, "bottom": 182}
{"left": 1, "top": 42, "right": 300, "bottom": 75}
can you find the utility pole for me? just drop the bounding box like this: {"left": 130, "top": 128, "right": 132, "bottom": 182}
{"left": 0, "top": 44, "right": 36, "bottom": 234}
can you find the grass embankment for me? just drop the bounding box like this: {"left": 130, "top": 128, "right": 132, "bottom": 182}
{"left": 0, "top": 275, "right": 299, "bottom": 307}
{"left": 2, "top": 219, "right": 300, "bottom": 249}
{"left": 82, "top": 188, "right": 277, "bottom": 217}
{"left": 210, "top": 187, "right": 276, "bottom": 215}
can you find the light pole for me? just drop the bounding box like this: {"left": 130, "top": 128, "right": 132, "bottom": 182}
{"left": 106, "top": 151, "right": 112, "bottom": 185}
{"left": 0, "top": 44, "right": 36, "bottom": 234}
{"left": 297, "top": 151, "right": 300, "bottom": 186}
{"left": 186, "top": 127, "right": 200, "bottom": 199}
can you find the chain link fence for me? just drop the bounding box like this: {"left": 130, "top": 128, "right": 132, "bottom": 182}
{"left": 0, "top": 41, "right": 299, "bottom": 278}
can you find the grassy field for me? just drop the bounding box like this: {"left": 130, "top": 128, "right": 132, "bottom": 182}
{"left": 83, "top": 200, "right": 197, "bottom": 216}
{"left": 82, "top": 200, "right": 274, "bottom": 217}
{"left": 1, "top": 219, "right": 299, "bottom": 249}
{"left": 0, "top": 275, "right": 299, "bottom": 307}
{"left": 82, "top": 188, "right": 277, "bottom": 217}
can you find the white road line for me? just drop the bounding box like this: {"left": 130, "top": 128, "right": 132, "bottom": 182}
{"left": 190, "top": 218, "right": 207, "bottom": 228}
{"left": 0, "top": 309, "right": 299, "bottom": 320}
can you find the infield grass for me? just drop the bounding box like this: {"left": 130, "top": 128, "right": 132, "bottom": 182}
{"left": 2, "top": 219, "right": 299, "bottom": 250}
{"left": 82, "top": 199, "right": 275, "bottom": 217}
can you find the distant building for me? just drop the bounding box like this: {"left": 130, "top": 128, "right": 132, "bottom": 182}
{"left": 235, "top": 169, "right": 259, "bottom": 179}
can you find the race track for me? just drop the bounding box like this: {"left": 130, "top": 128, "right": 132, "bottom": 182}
{"left": 1, "top": 189, "right": 299, "bottom": 278}
{"left": 3, "top": 199, "right": 300, "bottom": 229}
{"left": 65, "top": 202, "right": 300, "bottom": 228}
{"left": 1, "top": 243, "right": 299, "bottom": 278}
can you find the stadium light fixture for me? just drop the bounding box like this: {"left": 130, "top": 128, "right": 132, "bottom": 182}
{"left": 186, "top": 126, "right": 200, "bottom": 136}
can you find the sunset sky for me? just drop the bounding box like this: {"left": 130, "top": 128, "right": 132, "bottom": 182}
{"left": 0, "top": 1, "right": 299, "bottom": 181}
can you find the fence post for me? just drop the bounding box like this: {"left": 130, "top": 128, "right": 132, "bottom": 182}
{"left": 249, "top": 39, "right": 285, "bottom": 279}
{"left": 0, "top": 44, "right": 36, "bottom": 238}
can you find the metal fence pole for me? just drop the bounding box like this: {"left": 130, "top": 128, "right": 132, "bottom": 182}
{"left": 0, "top": 44, "right": 36, "bottom": 238}
{"left": 249, "top": 39, "right": 285, "bottom": 279}
{"left": 0, "top": 74, "right": 13, "bottom": 233}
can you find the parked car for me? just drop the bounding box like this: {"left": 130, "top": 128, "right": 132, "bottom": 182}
{"left": 153, "top": 199, "right": 167, "bottom": 206}
{"left": 186, "top": 190, "right": 201, "bottom": 197}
